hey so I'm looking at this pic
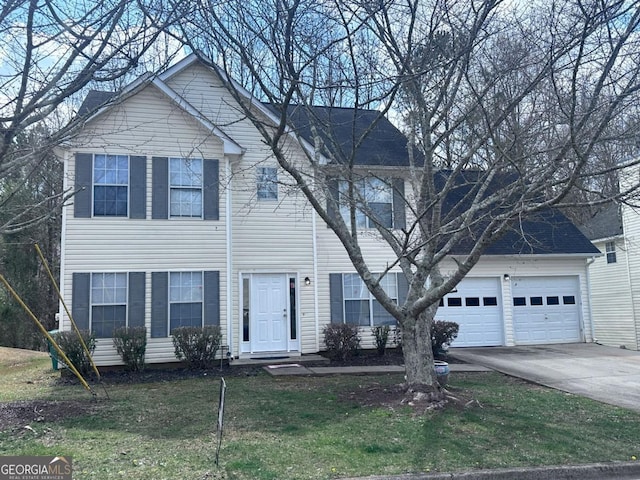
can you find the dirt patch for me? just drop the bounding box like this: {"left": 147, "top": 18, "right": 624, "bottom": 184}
{"left": 0, "top": 399, "right": 98, "bottom": 434}
{"left": 339, "top": 380, "right": 482, "bottom": 415}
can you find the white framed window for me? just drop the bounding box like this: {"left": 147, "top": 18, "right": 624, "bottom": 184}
{"left": 339, "top": 178, "right": 393, "bottom": 228}
{"left": 257, "top": 167, "right": 278, "bottom": 200}
{"left": 342, "top": 273, "right": 397, "bottom": 326}
{"left": 91, "top": 273, "right": 127, "bottom": 338}
{"left": 169, "top": 271, "right": 203, "bottom": 331}
{"left": 605, "top": 241, "right": 617, "bottom": 264}
{"left": 93, "top": 154, "right": 129, "bottom": 216}
{"left": 169, "top": 158, "right": 203, "bottom": 217}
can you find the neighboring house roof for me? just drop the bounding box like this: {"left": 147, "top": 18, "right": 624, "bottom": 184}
{"left": 280, "top": 105, "right": 415, "bottom": 166}
{"left": 579, "top": 203, "right": 623, "bottom": 241}
{"left": 78, "top": 90, "right": 116, "bottom": 116}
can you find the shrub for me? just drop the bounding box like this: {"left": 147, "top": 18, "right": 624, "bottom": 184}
{"left": 172, "top": 326, "right": 222, "bottom": 369}
{"left": 113, "top": 326, "right": 147, "bottom": 372}
{"left": 323, "top": 324, "right": 360, "bottom": 362}
{"left": 371, "top": 325, "right": 390, "bottom": 356}
{"left": 53, "top": 330, "right": 96, "bottom": 376}
{"left": 431, "top": 320, "right": 459, "bottom": 357}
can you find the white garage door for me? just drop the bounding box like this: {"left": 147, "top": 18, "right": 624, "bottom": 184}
{"left": 435, "top": 277, "right": 503, "bottom": 347}
{"left": 512, "top": 276, "right": 582, "bottom": 345}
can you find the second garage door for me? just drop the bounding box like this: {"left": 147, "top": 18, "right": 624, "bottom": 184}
{"left": 511, "top": 276, "right": 582, "bottom": 344}
{"left": 435, "top": 277, "right": 503, "bottom": 347}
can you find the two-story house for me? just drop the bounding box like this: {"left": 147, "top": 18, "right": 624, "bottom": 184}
{"left": 58, "top": 54, "right": 599, "bottom": 366}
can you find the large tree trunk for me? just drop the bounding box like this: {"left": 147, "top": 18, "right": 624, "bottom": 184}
{"left": 401, "top": 308, "right": 441, "bottom": 393}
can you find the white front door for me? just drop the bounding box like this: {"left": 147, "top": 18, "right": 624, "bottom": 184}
{"left": 251, "top": 274, "right": 288, "bottom": 353}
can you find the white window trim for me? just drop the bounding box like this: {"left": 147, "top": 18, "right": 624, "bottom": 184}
{"left": 90, "top": 272, "right": 128, "bottom": 337}
{"left": 92, "top": 154, "right": 130, "bottom": 218}
{"left": 339, "top": 178, "right": 394, "bottom": 229}
{"left": 256, "top": 166, "right": 278, "bottom": 201}
{"left": 605, "top": 241, "right": 617, "bottom": 264}
{"left": 168, "top": 271, "right": 204, "bottom": 332}
{"left": 169, "top": 157, "right": 204, "bottom": 218}
{"left": 342, "top": 273, "right": 398, "bottom": 326}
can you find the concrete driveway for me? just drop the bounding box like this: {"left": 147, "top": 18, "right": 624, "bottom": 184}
{"left": 450, "top": 343, "right": 640, "bottom": 413}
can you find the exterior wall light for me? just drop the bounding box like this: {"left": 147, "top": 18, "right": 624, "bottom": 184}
{"left": 304, "top": 277, "right": 311, "bottom": 286}
{"left": 503, "top": 274, "right": 510, "bottom": 281}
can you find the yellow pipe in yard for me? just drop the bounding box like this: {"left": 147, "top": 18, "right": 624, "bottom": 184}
{"left": 35, "top": 243, "right": 103, "bottom": 382}
{"left": 0, "top": 273, "right": 95, "bottom": 397}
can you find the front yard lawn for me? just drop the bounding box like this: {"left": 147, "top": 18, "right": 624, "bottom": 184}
{"left": 1, "top": 347, "right": 640, "bottom": 480}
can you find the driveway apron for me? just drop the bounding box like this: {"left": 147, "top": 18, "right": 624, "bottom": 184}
{"left": 450, "top": 343, "right": 640, "bottom": 413}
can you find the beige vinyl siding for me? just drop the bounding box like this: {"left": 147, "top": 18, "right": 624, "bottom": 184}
{"left": 168, "top": 63, "right": 318, "bottom": 356}
{"left": 61, "top": 82, "right": 229, "bottom": 365}
{"left": 623, "top": 200, "right": 640, "bottom": 350}
{"left": 587, "top": 238, "right": 636, "bottom": 349}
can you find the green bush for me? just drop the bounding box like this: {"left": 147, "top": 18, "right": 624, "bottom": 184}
{"left": 113, "top": 326, "right": 147, "bottom": 372}
{"left": 431, "top": 320, "right": 459, "bottom": 357}
{"left": 371, "top": 325, "right": 390, "bottom": 356}
{"left": 53, "top": 330, "right": 96, "bottom": 376}
{"left": 172, "top": 326, "right": 222, "bottom": 369}
{"left": 323, "top": 323, "right": 360, "bottom": 362}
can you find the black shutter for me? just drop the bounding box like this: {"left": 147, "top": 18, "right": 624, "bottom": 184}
{"left": 72, "top": 273, "right": 91, "bottom": 330}
{"left": 151, "top": 272, "right": 168, "bottom": 337}
{"left": 329, "top": 274, "right": 344, "bottom": 324}
{"left": 129, "top": 156, "right": 147, "bottom": 219}
{"left": 392, "top": 177, "right": 406, "bottom": 230}
{"left": 128, "top": 272, "right": 146, "bottom": 328}
{"left": 203, "top": 271, "right": 220, "bottom": 326}
{"left": 326, "top": 177, "right": 339, "bottom": 226}
{"left": 74, "top": 154, "right": 93, "bottom": 218}
{"left": 152, "top": 157, "right": 168, "bottom": 219}
{"left": 203, "top": 159, "right": 219, "bottom": 220}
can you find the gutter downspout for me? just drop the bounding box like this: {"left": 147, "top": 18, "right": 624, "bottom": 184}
{"left": 225, "top": 157, "right": 234, "bottom": 358}
{"left": 585, "top": 257, "right": 596, "bottom": 343}
{"left": 312, "top": 207, "right": 319, "bottom": 352}
{"left": 624, "top": 234, "right": 639, "bottom": 350}
{"left": 59, "top": 151, "right": 70, "bottom": 330}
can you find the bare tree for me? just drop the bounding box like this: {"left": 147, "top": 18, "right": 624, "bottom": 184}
{"left": 0, "top": 0, "right": 180, "bottom": 235}
{"left": 166, "top": 0, "right": 640, "bottom": 394}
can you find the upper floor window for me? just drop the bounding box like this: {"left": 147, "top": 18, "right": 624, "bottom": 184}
{"left": 169, "top": 158, "right": 203, "bottom": 217}
{"left": 342, "top": 273, "right": 397, "bottom": 326}
{"left": 605, "top": 241, "right": 617, "bottom": 264}
{"left": 93, "top": 154, "right": 128, "bottom": 216}
{"left": 257, "top": 167, "right": 278, "bottom": 200}
{"left": 91, "top": 272, "right": 127, "bottom": 338}
{"left": 339, "top": 178, "right": 393, "bottom": 229}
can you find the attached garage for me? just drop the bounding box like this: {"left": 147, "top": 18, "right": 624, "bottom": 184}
{"left": 511, "top": 276, "right": 582, "bottom": 344}
{"left": 436, "top": 277, "right": 503, "bottom": 347}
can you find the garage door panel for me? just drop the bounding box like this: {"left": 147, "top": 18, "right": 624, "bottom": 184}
{"left": 512, "top": 276, "right": 581, "bottom": 345}
{"left": 436, "top": 278, "right": 503, "bottom": 347}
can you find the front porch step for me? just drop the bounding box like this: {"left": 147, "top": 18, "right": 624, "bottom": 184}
{"left": 231, "top": 354, "right": 329, "bottom": 366}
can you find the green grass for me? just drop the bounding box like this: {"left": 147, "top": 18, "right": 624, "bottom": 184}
{"left": 1, "top": 348, "right": 640, "bottom": 479}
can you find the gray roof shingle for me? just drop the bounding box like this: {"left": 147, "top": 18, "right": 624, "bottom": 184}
{"left": 579, "top": 204, "right": 623, "bottom": 241}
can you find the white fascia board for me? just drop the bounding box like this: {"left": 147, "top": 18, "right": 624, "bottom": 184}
{"left": 151, "top": 78, "right": 245, "bottom": 156}
{"left": 158, "top": 53, "right": 200, "bottom": 81}
{"left": 588, "top": 234, "right": 624, "bottom": 244}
